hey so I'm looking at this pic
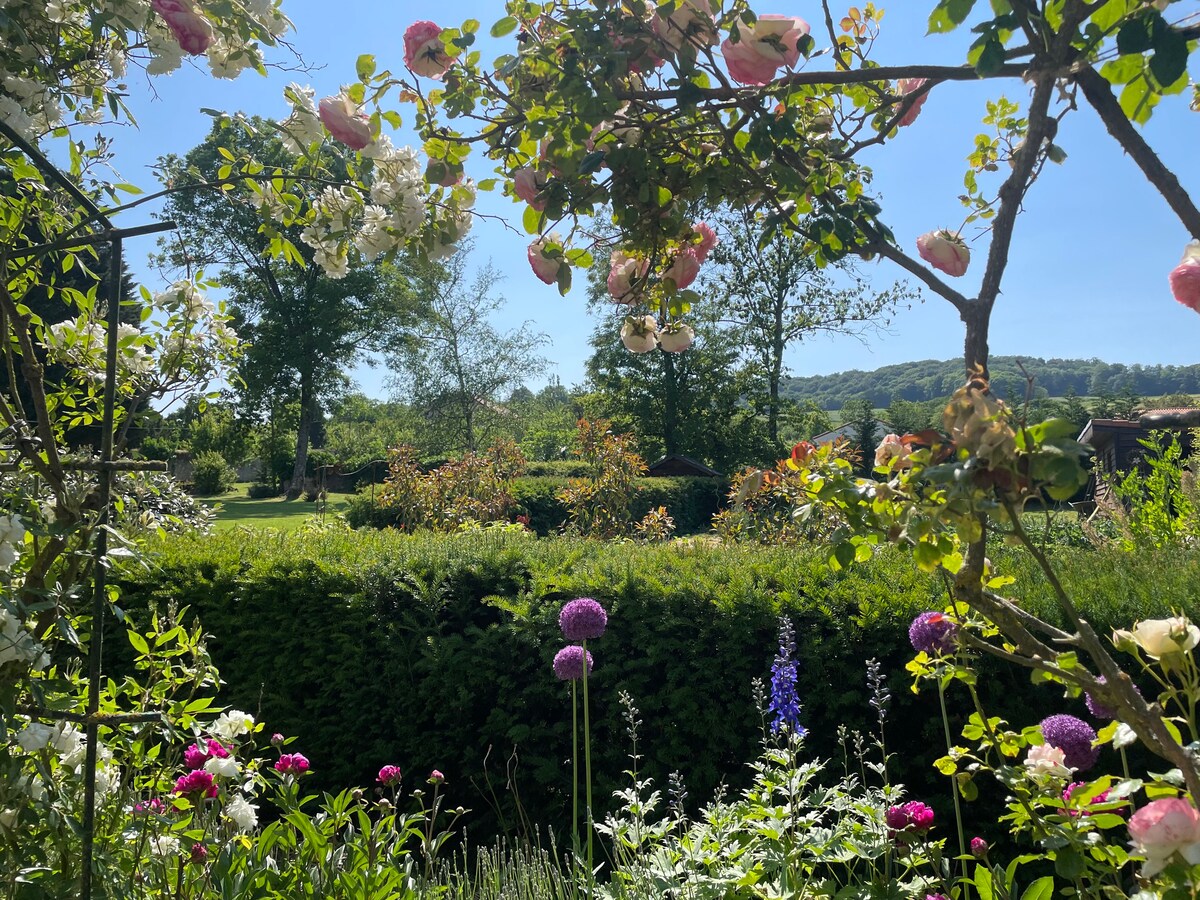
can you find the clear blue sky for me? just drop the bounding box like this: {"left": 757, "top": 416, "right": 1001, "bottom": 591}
{"left": 105, "top": 1, "right": 1200, "bottom": 398}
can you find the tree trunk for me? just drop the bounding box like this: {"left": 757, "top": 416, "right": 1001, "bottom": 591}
{"left": 662, "top": 351, "right": 679, "bottom": 455}
{"left": 960, "top": 301, "right": 991, "bottom": 379}
{"left": 286, "top": 372, "right": 313, "bottom": 500}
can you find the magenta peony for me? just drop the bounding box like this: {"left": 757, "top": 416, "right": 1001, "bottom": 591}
{"left": 720, "top": 15, "right": 809, "bottom": 85}
{"left": 404, "top": 21, "right": 455, "bottom": 79}
{"left": 1170, "top": 242, "right": 1200, "bottom": 312}
{"left": 896, "top": 78, "right": 930, "bottom": 127}
{"left": 274, "top": 753, "right": 310, "bottom": 775}
{"left": 174, "top": 769, "right": 217, "bottom": 799}
{"left": 377, "top": 764, "right": 403, "bottom": 787}
{"left": 318, "top": 93, "right": 372, "bottom": 151}
{"left": 916, "top": 230, "right": 970, "bottom": 277}
{"left": 151, "top": 0, "right": 213, "bottom": 55}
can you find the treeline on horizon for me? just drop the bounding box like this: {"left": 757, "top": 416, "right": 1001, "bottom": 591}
{"left": 781, "top": 357, "right": 1200, "bottom": 410}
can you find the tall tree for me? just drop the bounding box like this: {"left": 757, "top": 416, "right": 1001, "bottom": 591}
{"left": 705, "top": 210, "right": 915, "bottom": 448}
{"left": 388, "top": 248, "right": 549, "bottom": 455}
{"left": 157, "top": 117, "right": 417, "bottom": 497}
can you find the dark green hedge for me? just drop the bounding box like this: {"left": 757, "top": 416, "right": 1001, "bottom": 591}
{"left": 117, "top": 532, "right": 1197, "bottom": 846}
{"left": 344, "top": 476, "right": 728, "bottom": 535}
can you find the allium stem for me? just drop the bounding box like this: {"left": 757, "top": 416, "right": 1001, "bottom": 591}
{"left": 582, "top": 637, "right": 594, "bottom": 895}
{"left": 938, "top": 679, "right": 969, "bottom": 900}
{"left": 572, "top": 678, "right": 580, "bottom": 871}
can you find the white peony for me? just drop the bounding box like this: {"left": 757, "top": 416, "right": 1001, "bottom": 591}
{"left": 210, "top": 709, "right": 255, "bottom": 741}
{"left": 15, "top": 722, "right": 53, "bottom": 752}
{"left": 223, "top": 794, "right": 259, "bottom": 832}
{"left": 204, "top": 755, "right": 241, "bottom": 778}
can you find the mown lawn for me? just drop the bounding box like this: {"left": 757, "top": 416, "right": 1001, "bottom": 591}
{"left": 203, "top": 485, "right": 353, "bottom": 530}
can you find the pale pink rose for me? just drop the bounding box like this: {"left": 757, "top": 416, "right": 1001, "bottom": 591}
{"left": 1169, "top": 241, "right": 1200, "bottom": 313}
{"left": 318, "top": 93, "right": 372, "bottom": 151}
{"left": 652, "top": 0, "right": 718, "bottom": 53}
{"left": 693, "top": 221, "right": 718, "bottom": 262}
{"left": 151, "top": 0, "right": 213, "bottom": 55}
{"left": 513, "top": 168, "right": 547, "bottom": 211}
{"left": 1128, "top": 798, "right": 1200, "bottom": 877}
{"left": 527, "top": 234, "right": 562, "bottom": 285}
{"left": 1023, "top": 744, "right": 1070, "bottom": 779}
{"left": 404, "top": 21, "right": 455, "bottom": 79}
{"left": 665, "top": 248, "right": 701, "bottom": 291}
{"left": 916, "top": 230, "right": 970, "bottom": 277}
{"left": 607, "top": 250, "right": 649, "bottom": 303}
{"left": 658, "top": 323, "right": 695, "bottom": 353}
{"left": 1130, "top": 616, "right": 1200, "bottom": 659}
{"left": 874, "top": 433, "right": 911, "bottom": 469}
{"left": 896, "top": 78, "right": 930, "bottom": 127}
{"left": 720, "top": 15, "right": 810, "bottom": 85}
{"left": 620, "top": 316, "right": 659, "bottom": 354}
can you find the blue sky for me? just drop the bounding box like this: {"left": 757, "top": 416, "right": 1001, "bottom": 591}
{"left": 105, "top": 1, "right": 1200, "bottom": 398}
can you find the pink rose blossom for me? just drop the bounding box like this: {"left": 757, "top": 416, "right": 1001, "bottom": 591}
{"left": 692, "top": 221, "right": 718, "bottom": 262}
{"left": 665, "top": 248, "right": 701, "bottom": 291}
{"left": 318, "top": 93, "right": 372, "bottom": 151}
{"left": 658, "top": 324, "right": 695, "bottom": 354}
{"left": 1169, "top": 241, "right": 1200, "bottom": 313}
{"left": 151, "top": 0, "right": 213, "bottom": 55}
{"left": 620, "top": 316, "right": 659, "bottom": 354}
{"left": 896, "top": 78, "right": 930, "bottom": 127}
{"left": 652, "top": 0, "right": 718, "bottom": 54}
{"left": 1128, "top": 798, "right": 1200, "bottom": 876}
{"left": 404, "top": 21, "right": 455, "bottom": 79}
{"left": 720, "top": 15, "right": 810, "bottom": 85}
{"left": 528, "top": 234, "right": 563, "bottom": 285}
{"left": 513, "top": 167, "right": 548, "bottom": 211}
{"left": 916, "top": 230, "right": 970, "bottom": 277}
{"left": 607, "top": 250, "right": 649, "bottom": 303}
{"left": 874, "top": 433, "right": 911, "bottom": 469}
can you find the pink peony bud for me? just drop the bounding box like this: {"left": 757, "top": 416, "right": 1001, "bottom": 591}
{"left": 151, "top": 0, "right": 213, "bottom": 55}
{"left": 527, "top": 234, "right": 563, "bottom": 285}
{"left": 620, "top": 316, "right": 659, "bottom": 354}
{"left": 1169, "top": 241, "right": 1200, "bottom": 313}
{"left": 895, "top": 78, "right": 930, "bottom": 127}
{"left": 189, "top": 842, "right": 208, "bottom": 865}
{"left": 377, "top": 764, "right": 403, "bottom": 787}
{"left": 318, "top": 93, "right": 372, "bottom": 151}
{"left": 428, "top": 769, "right": 445, "bottom": 784}
{"left": 658, "top": 323, "right": 695, "bottom": 353}
{"left": 665, "top": 248, "right": 701, "bottom": 291}
{"left": 1128, "top": 798, "right": 1200, "bottom": 877}
{"left": 404, "top": 21, "right": 455, "bottom": 80}
{"left": 970, "top": 837, "right": 988, "bottom": 858}
{"left": 270, "top": 733, "right": 285, "bottom": 747}
{"left": 692, "top": 221, "right": 718, "bottom": 262}
{"left": 916, "top": 230, "right": 970, "bottom": 277}
{"left": 607, "top": 250, "right": 649, "bottom": 303}
{"left": 512, "top": 167, "right": 548, "bottom": 211}
{"left": 720, "top": 15, "right": 809, "bottom": 85}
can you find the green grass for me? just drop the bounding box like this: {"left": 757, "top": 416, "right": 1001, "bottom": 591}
{"left": 204, "top": 485, "right": 353, "bottom": 531}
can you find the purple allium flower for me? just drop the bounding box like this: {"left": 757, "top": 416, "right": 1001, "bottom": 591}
{"left": 1084, "top": 676, "right": 1141, "bottom": 721}
{"left": 768, "top": 617, "right": 805, "bottom": 735}
{"left": 970, "top": 836, "right": 988, "bottom": 857}
{"left": 1041, "top": 714, "right": 1100, "bottom": 772}
{"left": 275, "top": 753, "right": 310, "bottom": 775}
{"left": 377, "top": 765, "right": 402, "bottom": 787}
{"left": 886, "top": 801, "right": 935, "bottom": 834}
{"left": 559, "top": 598, "right": 607, "bottom": 642}
{"left": 908, "top": 611, "right": 958, "bottom": 655}
{"left": 553, "top": 645, "right": 594, "bottom": 681}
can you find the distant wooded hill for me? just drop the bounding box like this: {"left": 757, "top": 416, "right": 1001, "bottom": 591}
{"left": 780, "top": 357, "right": 1200, "bottom": 410}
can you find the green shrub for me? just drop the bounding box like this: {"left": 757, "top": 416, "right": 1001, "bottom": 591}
{"left": 523, "top": 460, "right": 593, "bottom": 478}
{"left": 118, "top": 531, "right": 1195, "bottom": 847}
{"left": 247, "top": 481, "right": 279, "bottom": 500}
{"left": 511, "top": 476, "right": 725, "bottom": 535}
{"left": 191, "top": 450, "right": 236, "bottom": 495}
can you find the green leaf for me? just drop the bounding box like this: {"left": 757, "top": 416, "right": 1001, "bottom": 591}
{"left": 555, "top": 263, "right": 572, "bottom": 296}
{"left": 1053, "top": 847, "right": 1084, "bottom": 880}
{"left": 973, "top": 35, "right": 1007, "bottom": 76}
{"left": 127, "top": 631, "right": 149, "bottom": 655}
{"left": 217, "top": 146, "right": 235, "bottom": 161}
{"left": 1019, "top": 876, "right": 1054, "bottom": 900}
{"left": 522, "top": 205, "right": 543, "bottom": 235}
{"left": 356, "top": 54, "right": 377, "bottom": 81}
{"left": 1116, "top": 17, "right": 1154, "bottom": 55}
{"left": 929, "top": 0, "right": 978, "bottom": 34}
{"left": 974, "top": 863, "right": 995, "bottom": 900}
{"left": 1149, "top": 26, "right": 1188, "bottom": 89}
{"left": 490, "top": 16, "right": 518, "bottom": 37}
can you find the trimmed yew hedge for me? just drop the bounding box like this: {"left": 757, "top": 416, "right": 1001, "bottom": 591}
{"left": 117, "top": 531, "right": 1196, "bottom": 844}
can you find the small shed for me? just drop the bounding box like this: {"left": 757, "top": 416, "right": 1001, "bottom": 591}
{"left": 646, "top": 454, "right": 723, "bottom": 478}
{"left": 1079, "top": 408, "right": 1200, "bottom": 501}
